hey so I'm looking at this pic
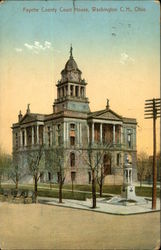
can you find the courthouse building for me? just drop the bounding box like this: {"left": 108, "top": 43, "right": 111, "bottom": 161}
{"left": 12, "top": 47, "right": 137, "bottom": 184}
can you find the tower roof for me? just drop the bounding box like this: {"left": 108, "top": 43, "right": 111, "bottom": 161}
{"left": 64, "top": 56, "right": 79, "bottom": 71}
{"left": 61, "top": 46, "right": 82, "bottom": 81}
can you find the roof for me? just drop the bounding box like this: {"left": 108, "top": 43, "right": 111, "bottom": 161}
{"left": 12, "top": 109, "right": 88, "bottom": 128}
{"left": 88, "top": 108, "right": 122, "bottom": 121}
{"left": 88, "top": 108, "right": 137, "bottom": 124}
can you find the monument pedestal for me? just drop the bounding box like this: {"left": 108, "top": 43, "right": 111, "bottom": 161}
{"left": 121, "top": 185, "right": 136, "bottom": 200}
{"left": 121, "top": 161, "right": 137, "bottom": 200}
{"left": 107, "top": 157, "right": 147, "bottom": 206}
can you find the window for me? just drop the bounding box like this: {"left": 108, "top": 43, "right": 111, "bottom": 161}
{"left": 127, "top": 134, "right": 131, "bottom": 148}
{"left": 57, "top": 124, "right": 60, "bottom": 130}
{"left": 70, "top": 136, "right": 75, "bottom": 146}
{"left": 117, "top": 153, "right": 120, "bottom": 166}
{"left": 70, "top": 152, "right": 75, "bottom": 167}
{"left": 15, "top": 133, "right": 18, "bottom": 149}
{"left": 39, "top": 125, "right": 44, "bottom": 145}
{"left": 48, "top": 127, "right": 51, "bottom": 146}
{"left": 71, "top": 172, "right": 76, "bottom": 181}
{"left": 70, "top": 85, "right": 73, "bottom": 96}
{"left": 75, "top": 86, "right": 79, "bottom": 97}
{"left": 22, "top": 131, "right": 25, "bottom": 146}
{"left": 70, "top": 123, "right": 75, "bottom": 146}
{"left": 57, "top": 124, "right": 61, "bottom": 146}
{"left": 70, "top": 123, "right": 75, "bottom": 130}
{"left": 103, "top": 154, "right": 111, "bottom": 175}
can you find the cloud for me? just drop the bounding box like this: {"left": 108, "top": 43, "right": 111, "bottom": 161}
{"left": 120, "top": 52, "right": 135, "bottom": 65}
{"left": 15, "top": 48, "right": 22, "bottom": 52}
{"left": 24, "top": 41, "right": 52, "bottom": 54}
{"left": 44, "top": 41, "right": 51, "bottom": 48}
{"left": 24, "top": 43, "right": 33, "bottom": 50}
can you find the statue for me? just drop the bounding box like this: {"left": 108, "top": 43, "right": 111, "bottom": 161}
{"left": 27, "top": 104, "right": 30, "bottom": 113}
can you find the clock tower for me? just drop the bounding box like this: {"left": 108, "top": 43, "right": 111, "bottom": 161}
{"left": 53, "top": 46, "right": 90, "bottom": 113}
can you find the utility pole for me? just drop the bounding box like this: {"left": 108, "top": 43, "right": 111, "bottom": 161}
{"left": 144, "top": 98, "right": 161, "bottom": 209}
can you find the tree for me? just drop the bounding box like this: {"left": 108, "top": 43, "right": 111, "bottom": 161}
{"left": 53, "top": 147, "right": 70, "bottom": 203}
{"left": 45, "top": 146, "right": 69, "bottom": 203}
{"left": 81, "top": 143, "right": 111, "bottom": 208}
{"left": 8, "top": 153, "right": 23, "bottom": 190}
{"left": 45, "top": 149, "right": 55, "bottom": 189}
{"left": 96, "top": 151, "right": 111, "bottom": 197}
{"left": 27, "top": 145, "right": 45, "bottom": 202}
{"left": 137, "top": 152, "right": 151, "bottom": 187}
{"left": 0, "top": 149, "right": 12, "bottom": 187}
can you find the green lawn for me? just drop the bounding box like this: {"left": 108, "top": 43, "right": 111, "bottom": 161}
{"left": 135, "top": 186, "right": 160, "bottom": 198}
{"left": 1, "top": 183, "right": 160, "bottom": 200}
{"left": 39, "top": 183, "right": 122, "bottom": 194}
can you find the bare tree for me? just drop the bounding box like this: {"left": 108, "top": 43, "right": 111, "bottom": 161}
{"left": 81, "top": 143, "right": 111, "bottom": 208}
{"left": 0, "top": 149, "right": 12, "bottom": 187}
{"left": 54, "top": 147, "right": 70, "bottom": 203}
{"left": 46, "top": 146, "right": 69, "bottom": 203}
{"left": 137, "top": 151, "right": 151, "bottom": 187}
{"left": 96, "top": 151, "right": 111, "bottom": 197}
{"left": 9, "top": 153, "right": 23, "bottom": 190}
{"left": 45, "top": 149, "right": 55, "bottom": 189}
{"left": 27, "top": 145, "right": 45, "bottom": 202}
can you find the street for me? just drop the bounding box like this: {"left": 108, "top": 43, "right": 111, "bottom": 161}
{"left": 0, "top": 202, "right": 160, "bottom": 249}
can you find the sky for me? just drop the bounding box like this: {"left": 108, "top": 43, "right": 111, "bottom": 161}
{"left": 0, "top": 0, "right": 160, "bottom": 155}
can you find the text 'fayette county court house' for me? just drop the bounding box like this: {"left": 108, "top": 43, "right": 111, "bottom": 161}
{"left": 12, "top": 47, "right": 137, "bottom": 184}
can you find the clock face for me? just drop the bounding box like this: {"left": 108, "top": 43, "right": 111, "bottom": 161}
{"left": 70, "top": 71, "right": 79, "bottom": 81}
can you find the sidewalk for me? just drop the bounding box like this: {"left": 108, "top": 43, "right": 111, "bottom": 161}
{"left": 38, "top": 196, "right": 160, "bottom": 215}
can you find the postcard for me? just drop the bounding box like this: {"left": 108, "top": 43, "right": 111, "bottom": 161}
{"left": 0, "top": 0, "right": 160, "bottom": 249}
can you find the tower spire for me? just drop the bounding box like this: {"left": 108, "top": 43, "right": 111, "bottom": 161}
{"left": 70, "top": 44, "right": 73, "bottom": 58}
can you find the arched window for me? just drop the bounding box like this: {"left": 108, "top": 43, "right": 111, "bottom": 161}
{"left": 70, "top": 152, "right": 75, "bottom": 167}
